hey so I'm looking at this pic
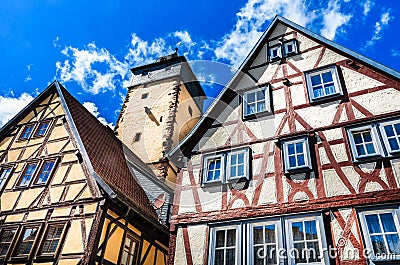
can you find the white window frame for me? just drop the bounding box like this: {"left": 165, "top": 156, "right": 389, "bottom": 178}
{"left": 268, "top": 45, "right": 282, "bottom": 61}
{"left": 243, "top": 86, "right": 271, "bottom": 117}
{"left": 208, "top": 225, "right": 241, "bottom": 265}
{"left": 305, "top": 66, "right": 342, "bottom": 101}
{"left": 283, "top": 39, "right": 298, "bottom": 57}
{"left": 347, "top": 125, "right": 383, "bottom": 162}
{"left": 0, "top": 167, "right": 12, "bottom": 190}
{"left": 359, "top": 208, "right": 400, "bottom": 262}
{"left": 247, "top": 219, "right": 283, "bottom": 265}
{"left": 282, "top": 137, "right": 312, "bottom": 173}
{"left": 226, "top": 148, "right": 250, "bottom": 182}
{"left": 379, "top": 120, "right": 400, "bottom": 155}
{"left": 203, "top": 154, "right": 225, "bottom": 184}
{"left": 285, "top": 214, "right": 329, "bottom": 265}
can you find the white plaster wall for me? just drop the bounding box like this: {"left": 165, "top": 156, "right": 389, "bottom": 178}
{"left": 188, "top": 224, "right": 208, "bottom": 265}
{"left": 174, "top": 228, "right": 188, "bottom": 265}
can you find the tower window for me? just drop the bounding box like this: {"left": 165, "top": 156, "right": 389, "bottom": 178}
{"left": 188, "top": 106, "right": 193, "bottom": 116}
{"left": 134, "top": 133, "right": 141, "bottom": 142}
{"left": 141, "top": 93, "right": 148, "bottom": 99}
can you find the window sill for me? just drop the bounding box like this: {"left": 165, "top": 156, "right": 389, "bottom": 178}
{"left": 284, "top": 166, "right": 312, "bottom": 175}
{"left": 243, "top": 110, "right": 272, "bottom": 121}
{"left": 353, "top": 154, "right": 384, "bottom": 164}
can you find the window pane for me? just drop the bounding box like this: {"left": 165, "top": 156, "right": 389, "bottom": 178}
{"left": 288, "top": 144, "right": 295, "bottom": 155}
{"left": 297, "top": 154, "right": 305, "bottom": 166}
{"left": 356, "top": 144, "right": 366, "bottom": 156}
{"left": 388, "top": 138, "right": 400, "bottom": 151}
{"left": 371, "top": 235, "right": 387, "bottom": 254}
{"left": 265, "top": 225, "right": 275, "bottom": 243}
{"left": 254, "top": 246, "right": 264, "bottom": 265}
{"left": 310, "top": 75, "right": 321, "bottom": 86}
{"left": 313, "top": 86, "right": 323, "bottom": 98}
{"left": 231, "top": 155, "right": 237, "bottom": 165}
{"left": 253, "top": 226, "right": 264, "bottom": 245}
{"left": 307, "top": 241, "right": 321, "bottom": 262}
{"left": 237, "top": 165, "right": 244, "bottom": 177}
{"left": 353, "top": 133, "right": 363, "bottom": 144}
{"left": 289, "top": 156, "right": 297, "bottom": 168}
{"left": 214, "top": 170, "right": 220, "bottom": 180}
{"left": 321, "top": 72, "right": 333, "bottom": 83}
{"left": 257, "top": 102, "right": 266, "bottom": 112}
{"left": 214, "top": 250, "right": 224, "bottom": 265}
{"left": 256, "top": 91, "right": 265, "bottom": 100}
{"left": 395, "top": 123, "right": 400, "bottom": 134}
{"left": 226, "top": 229, "right": 236, "bottom": 247}
{"left": 247, "top": 104, "right": 256, "bottom": 115}
{"left": 386, "top": 234, "right": 400, "bottom": 254}
{"left": 324, "top": 83, "right": 335, "bottom": 95}
{"left": 381, "top": 213, "right": 397, "bottom": 233}
{"left": 366, "top": 214, "right": 381, "bottom": 234}
{"left": 305, "top": 220, "right": 318, "bottom": 240}
{"left": 247, "top": 93, "right": 255, "bottom": 103}
{"left": 385, "top": 125, "right": 395, "bottom": 137}
{"left": 238, "top": 153, "right": 244, "bottom": 164}
{"left": 363, "top": 132, "right": 373, "bottom": 142}
{"left": 292, "top": 222, "right": 304, "bottom": 241}
{"left": 216, "top": 231, "right": 225, "bottom": 248}
{"left": 365, "top": 143, "right": 376, "bottom": 154}
{"left": 295, "top": 142, "right": 303, "bottom": 153}
{"left": 226, "top": 249, "right": 236, "bottom": 264}
{"left": 293, "top": 242, "right": 307, "bottom": 263}
{"left": 266, "top": 245, "right": 277, "bottom": 264}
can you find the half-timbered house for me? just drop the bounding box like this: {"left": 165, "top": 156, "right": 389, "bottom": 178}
{"left": 0, "top": 81, "right": 169, "bottom": 265}
{"left": 168, "top": 16, "right": 400, "bottom": 265}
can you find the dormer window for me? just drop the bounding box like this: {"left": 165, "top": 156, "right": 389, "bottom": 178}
{"left": 283, "top": 39, "right": 298, "bottom": 56}
{"left": 268, "top": 45, "right": 282, "bottom": 61}
{"left": 243, "top": 86, "right": 271, "bottom": 118}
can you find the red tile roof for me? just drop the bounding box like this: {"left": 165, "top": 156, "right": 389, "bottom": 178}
{"left": 58, "top": 85, "right": 158, "bottom": 220}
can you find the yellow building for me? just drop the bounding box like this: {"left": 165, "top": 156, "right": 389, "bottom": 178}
{"left": 0, "top": 81, "right": 169, "bottom": 265}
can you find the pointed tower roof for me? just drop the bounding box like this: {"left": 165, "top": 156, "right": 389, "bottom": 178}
{"left": 0, "top": 81, "right": 161, "bottom": 226}
{"left": 168, "top": 15, "right": 400, "bottom": 162}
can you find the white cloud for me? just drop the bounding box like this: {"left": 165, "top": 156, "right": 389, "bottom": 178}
{"left": 56, "top": 43, "right": 129, "bottom": 94}
{"left": 320, "top": 0, "right": 352, "bottom": 40}
{"left": 53, "top": 36, "right": 60, "bottom": 48}
{"left": 365, "top": 10, "right": 392, "bottom": 48}
{"left": 83, "top": 101, "right": 113, "bottom": 128}
{"left": 391, "top": 49, "right": 400, "bottom": 57}
{"left": 214, "top": 0, "right": 316, "bottom": 67}
{"left": 0, "top": 93, "right": 34, "bottom": 127}
{"left": 363, "top": 0, "right": 373, "bottom": 16}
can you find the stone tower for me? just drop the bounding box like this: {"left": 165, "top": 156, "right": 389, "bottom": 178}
{"left": 115, "top": 53, "right": 205, "bottom": 183}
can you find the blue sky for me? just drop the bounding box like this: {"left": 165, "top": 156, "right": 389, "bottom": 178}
{"left": 0, "top": 0, "right": 399, "bottom": 127}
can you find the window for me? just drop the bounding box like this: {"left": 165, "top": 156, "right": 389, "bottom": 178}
{"left": 268, "top": 45, "right": 282, "bottom": 61}
{"left": 0, "top": 168, "right": 12, "bottom": 190}
{"left": 282, "top": 137, "right": 312, "bottom": 173}
{"left": 141, "top": 93, "right": 148, "bottom": 99}
{"left": 35, "top": 160, "right": 56, "bottom": 185}
{"left": 133, "top": 133, "right": 141, "bottom": 142}
{"left": 202, "top": 148, "right": 250, "bottom": 185}
{"left": 0, "top": 228, "right": 17, "bottom": 257}
{"left": 379, "top": 120, "right": 400, "bottom": 155}
{"left": 227, "top": 150, "right": 249, "bottom": 180}
{"left": 34, "top": 121, "right": 50, "bottom": 137}
{"left": 39, "top": 224, "right": 65, "bottom": 255}
{"left": 208, "top": 226, "right": 240, "bottom": 265}
{"left": 17, "top": 163, "right": 38, "bottom": 187}
{"left": 120, "top": 233, "right": 139, "bottom": 265}
{"left": 243, "top": 87, "right": 270, "bottom": 117}
{"left": 208, "top": 214, "right": 329, "bottom": 265}
{"left": 359, "top": 209, "right": 400, "bottom": 261}
{"left": 285, "top": 216, "right": 327, "bottom": 265}
{"left": 203, "top": 155, "right": 225, "bottom": 184}
{"left": 283, "top": 39, "right": 298, "bottom": 56}
{"left": 249, "top": 220, "right": 281, "bottom": 265}
{"left": 19, "top": 124, "right": 35, "bottom": 140}
{"left": 188, "top": 106, "right": 193, "bottom": 117}
{"left": 347, "top": 125, "right": 382, "bottom": 161}
{"left": 13, "top": 226, "right": 39, "bottom": 256}
{"left": 305, "top": 66, "right": 342, "bottom": 101}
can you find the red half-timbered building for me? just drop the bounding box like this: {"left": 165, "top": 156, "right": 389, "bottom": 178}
{"left": 168, "top": 16, "right": 400, "bottom": 265}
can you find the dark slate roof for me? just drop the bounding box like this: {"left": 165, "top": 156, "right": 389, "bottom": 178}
{"left": 168, "top": 15, "right": 400, "bottom": 160}
{"left": 55, "top": 83, "right": 159, "bottom": 220}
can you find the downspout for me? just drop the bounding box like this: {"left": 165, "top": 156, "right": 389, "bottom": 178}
{"left": 99, "top": 206, "right": 131, "bottom": 264}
